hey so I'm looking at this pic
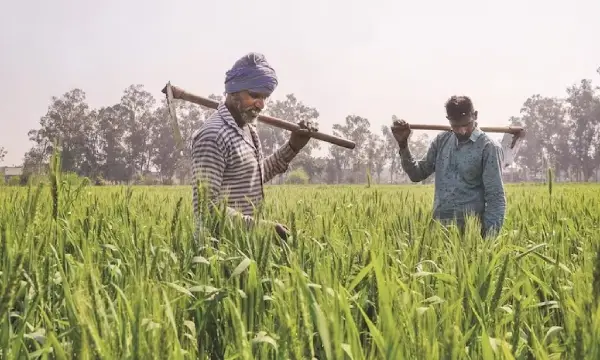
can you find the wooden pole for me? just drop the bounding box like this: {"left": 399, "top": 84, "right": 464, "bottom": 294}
{"left": 408, "top": 124, "right": 524, "bottom": 134}
{"left": 162, "top": 83, "right": 356, "bottom": 150}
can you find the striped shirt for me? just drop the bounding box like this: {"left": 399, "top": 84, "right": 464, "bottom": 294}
{"left": 399, "top": 127, "right": 506, "bottom": 236}
{"left": 191, "top": 103, "right": 297, "bottom": 230}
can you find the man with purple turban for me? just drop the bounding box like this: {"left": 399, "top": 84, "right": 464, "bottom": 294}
{"left": 191, "top": 52, "right": 318, "bottom": 241}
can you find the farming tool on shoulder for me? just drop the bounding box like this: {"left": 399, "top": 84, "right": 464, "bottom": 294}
{"left": 161, "top": 81, "right": 356, "bottom": 150}
{"left": 163, "top": 82, "right": 185, "bottom": 157}
{"left": 407, "top": 123, "right": 526, "bottom": 169}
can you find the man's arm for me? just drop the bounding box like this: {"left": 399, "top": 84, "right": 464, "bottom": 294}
{"left": 481, "top": 141, "right": 506, "bottom": 237}
{"left": 398, "top": 136, "right": 439, "bottom": 182}
{"left": 192, "top": 132, "right": 254, "bottom": 228}
{"left": 261, "top": 141, "right": 297, "bottom": 183}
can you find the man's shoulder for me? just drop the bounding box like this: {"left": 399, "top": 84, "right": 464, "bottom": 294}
{"left": 476, "top": 131, "right": 505, "bottom": 167}
{"left": 434, "top": 131, "right": 453, "bottom": 141}
{"left": 192, "top": 112, "right": 230, "bottom": 144}
{"left": 477, "top": 131, "right": 503, "bottom": 150}
{"left": 431, "top": 131, "right": 453, "bottom": 146}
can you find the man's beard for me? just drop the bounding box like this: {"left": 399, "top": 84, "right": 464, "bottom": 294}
{"left": 239, "top": 107, "right": 260, "bottom": 124}
{"left": 231, "top": 97, "right": 260, "bottom": 125}
{"left": 454, "top": 132, "right": 470, "bottom": 141}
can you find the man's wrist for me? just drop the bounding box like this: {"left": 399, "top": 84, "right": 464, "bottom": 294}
{"left": 398, "top": 141, "right": 409, "bottom": 156}
{"left": 279, "top": 142, "right": 298, "bottom": 162}
{"left": 288, "top": 141, "right": 300, "bottom": 153}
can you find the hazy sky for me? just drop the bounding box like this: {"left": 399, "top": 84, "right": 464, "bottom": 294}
{"left": 1, "top": 0, "right": 599, "bottom": 166}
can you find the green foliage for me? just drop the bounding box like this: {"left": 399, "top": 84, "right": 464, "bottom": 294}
{"left": 7, "top": 176, "right": 20, "bottom": 186}
{"left": 0, "top": 182, "right": 599, "bottom": 358}
{"left": 285, "top": 168, "right": 310, "bottom": 185}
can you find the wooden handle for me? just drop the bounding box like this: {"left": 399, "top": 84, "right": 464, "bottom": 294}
{"left": 162, "top": 83, "right": 356, "bottom": 150}
{"left": 409, "top": 124, "right": 525, "bottom": 134}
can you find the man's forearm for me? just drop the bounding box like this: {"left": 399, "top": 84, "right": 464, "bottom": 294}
{"left": 482, "top": 193, "right": 506, "bottom": 237}
{"left": 399, "top": 146, "right": 432, "bottom": 183}
{"left": 262, "top": 141, "right": 297, "bottom": 182}
{"left": 196, "top": 190, "right": 257, "bottom": 231}
{"left": 481, "top": 142, "right": 506, "bottom": 238}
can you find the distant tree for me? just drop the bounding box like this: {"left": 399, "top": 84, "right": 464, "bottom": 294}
{"left": 285, "top": 168, "right": 310, "bottom": 184}
{"left": 327, "top": 115, "right": 371, "bottom": 183}
{"left": 365, "top": 132, "right": 387, "bottom": 183}
{"left": 381, "top": 120, "right": 400, "bottom": 182}
{"left": 95, "top": 104, "right": 129, "bottom": 182}
{"left": 509, "top": 75, "right": 600, "bottom": 181}
{"left": 565, "top": 79, "right": 600, "bottom": 181}
{"left": 26, "top": 88, "right": 93, "bottom": 176}
{"left": 119, "top": 84, "right": 157, "bottom": 179}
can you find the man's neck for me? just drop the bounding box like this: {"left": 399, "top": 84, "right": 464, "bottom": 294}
{"left": 225, "top": 102, "right": 246, "bottom": 128}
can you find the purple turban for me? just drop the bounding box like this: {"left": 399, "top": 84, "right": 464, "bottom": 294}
{"left": 224, "top": 52, "right": 278, "bottom": 95}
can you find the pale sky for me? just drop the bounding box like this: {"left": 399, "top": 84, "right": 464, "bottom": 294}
{"left": 1, "top": 0, "right": 599, "bottom": 166}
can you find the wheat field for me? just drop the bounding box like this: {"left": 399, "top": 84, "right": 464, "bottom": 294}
{"left": 1, "top": 165, "right": 600, "bottom": 359}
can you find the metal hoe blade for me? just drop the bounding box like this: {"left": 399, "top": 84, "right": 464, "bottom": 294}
{"left": 165, "top": 81, "right": 184, "bottom": 156}
{"left": 500, "top": 132, "right": 524, "bottom": 169}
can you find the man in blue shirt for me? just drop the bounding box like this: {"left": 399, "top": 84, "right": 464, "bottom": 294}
{"left": 392, "top": 95, "right": 506, "bottom": 238}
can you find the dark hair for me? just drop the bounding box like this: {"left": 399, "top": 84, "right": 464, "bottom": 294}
{"left": 445, "top": 96, "right": 474, "bottom": 119}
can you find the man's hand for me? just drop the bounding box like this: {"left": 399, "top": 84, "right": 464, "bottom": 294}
{"left": 274, "top": 223, "right": 290, "bottom": 240}
{"left": 289, "top": 119, "right": 319, "bottom": 152}
{"left": 391, "top": 119, "right": 412, "bottom": 148}
{"left": 259, "top": 219, "right": 290, "bottom": 240}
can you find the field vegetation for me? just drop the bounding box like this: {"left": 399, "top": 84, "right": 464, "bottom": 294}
{"left": 1, "top": 160, "right": 600, "bottom": 359}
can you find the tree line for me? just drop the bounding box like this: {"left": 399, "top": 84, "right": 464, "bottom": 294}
{"left": 508, "top": 68, "right": 600, "bottom": 181}
{"left": 13, "top": 66, "right": 600, "bottom": 185}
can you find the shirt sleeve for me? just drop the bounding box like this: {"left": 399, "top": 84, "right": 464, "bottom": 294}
{"left": 398, "top": 135, "right": 439, "bottom": 182}
{"left": 192, "top": 131, "right": 254, "bottom": 228}
{"left": 261, "top": 141, "right": 298, "bottom": 183}
{"left": 481, "top": 141, "right": 506, "bottom": 237}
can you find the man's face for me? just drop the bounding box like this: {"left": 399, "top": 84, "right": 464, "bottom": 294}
{"left": 448, "top": 111, "right": 478, "bottom": 141}
{"left": 231, "top": 91, "right": 268, "bottom": 125}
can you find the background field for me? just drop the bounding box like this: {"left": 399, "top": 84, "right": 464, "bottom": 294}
{"left": 1, "top": 179, "right": 600, "bottom": 359}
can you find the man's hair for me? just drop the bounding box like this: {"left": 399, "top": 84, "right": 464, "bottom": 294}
{"left": 445, "top": 96, "right": 474, "bottom": 119}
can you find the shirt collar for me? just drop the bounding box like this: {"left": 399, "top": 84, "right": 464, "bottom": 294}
{"left": 217, "top": 103, "right": 258, "bottom": 148}
{"left": 218, "top": 103, "right": 240, "bottom": 129}
{"left": 469, "top": 127, "right": 483, "bottom": 141}
{"left": 454, "top": 127, "right": 483, "bottom": 145}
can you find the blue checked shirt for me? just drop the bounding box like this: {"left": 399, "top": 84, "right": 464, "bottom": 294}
{"left": 399, "top": 127, "right": 506, "bottom": 236}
